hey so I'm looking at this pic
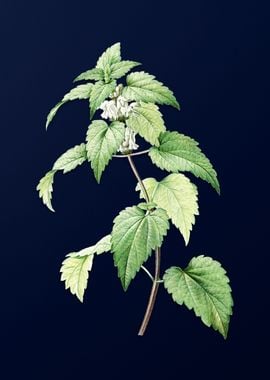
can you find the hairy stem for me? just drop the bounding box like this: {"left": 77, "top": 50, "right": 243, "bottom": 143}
{"left": 126, "top": 154, "right": 162, "bottom": 336}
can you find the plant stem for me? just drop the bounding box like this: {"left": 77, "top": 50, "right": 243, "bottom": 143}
{"left": 126, "top": 154, "right": 162, "bottom": 336}
{"left": 127, "top": 155, "right": 150, "bottom": 203}
{"left": 112, "top": 149, "right": 150, "bottom": 158}
{"left": 138, "top": 247, "right": 161, "bottom": 336}
{"left": 141, "top": 265, "right": 154, "bottom": 282}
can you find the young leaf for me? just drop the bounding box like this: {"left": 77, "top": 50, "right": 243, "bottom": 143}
{"left": 110, "top": 60, "right": 141, "bottom": 79}
{"left": 126, "top": 102, "right": 166, "bottom": 146}
{"left": 73, "top": 67, "right": 104, "bottom": 82}
{"left": 46, "top": 83, "right": 93, "bottom": 129}
{"left": 89, "top": 80, "right": 116, "bottom": 119}
{"left": 149, "top": 131, "right": 220, "bottom": 194}
{"left": 112, "top": 206, "right": 169, "bottom": 290}
{"left": 36, "top": 170, "right": 56, "bottom": 212}
{"left": 53, "top": 143, "right": 87, "bottom": 173}
{"left": 122, "top": 71, "right": 180, "bottom": 110}
{"left": 96, "top": 42, "right": 121, "bottom": 70}
{"left": 60, "top": 234, "right": 111, "bottom": 302}
{"left": 163, "top": 256, "right": 233, "bottom": 338}
{"left": 136, "top": 173, "right": 199, "bottom": 245}
{"left": 86, "top": 120, "right": 125, "bottom": 182}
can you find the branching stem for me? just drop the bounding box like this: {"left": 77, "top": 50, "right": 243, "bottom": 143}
{"left": 141, "top": 265, "right": 154, "bottom": 282}
{"left": 125, "top": 154, "right": 162, "bottom": 336}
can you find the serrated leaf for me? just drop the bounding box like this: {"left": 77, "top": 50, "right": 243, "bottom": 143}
{"left": 126, "top": 102, "right": 166, "bottom": 146}
{"left": 112, "top": 206, "right": 169, "bottom": 290}
{"left": 46, "top": 83, "right": 93, "bottom": 129}
{"left": 36, "top": 170, "right": 56, "bottom": 212}
{"left": 136, "top": 174, "right": 199, "bottom": 245}
{"left": 73, "top": 67, "right": 104, "bottom": 82}
{"left": 149, "top": 131, "right": 220, "bottom": 194}
{"left": 110, "top": 60, "right": 141, "bottom": 79}
{"left": 60, "top": 234, "right": 111, "bottom": 302}
{"left": 163, "top": 256, "right": 233, "bottom": 338}
{"left": 60, "top": 254, "right": 93, "bottom": 303}
{"left": 86, "top": 120, "right": 125, "bottom": 182}
{"left": 89, "top": 80, "right": 116, "bottom": 119}
{"left": 96, "top": 42, "right": 121, "bottom": 70}
{"left": 122, "top": 71, "right": 180, "bottom": 110}
{"left": 53, "top": 143, "right": 87, "bottom": 173}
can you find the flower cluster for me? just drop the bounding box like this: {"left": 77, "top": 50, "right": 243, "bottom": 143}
{"left": 99, "top": 85, "right": 139, "bottom": 153}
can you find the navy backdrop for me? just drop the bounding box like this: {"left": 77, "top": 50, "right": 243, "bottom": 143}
{"left": 1, "top": 1, "right": 268, "bottom": 379}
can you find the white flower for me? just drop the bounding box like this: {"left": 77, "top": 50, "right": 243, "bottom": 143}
{"left": 98, "top": 84, "right": 139, "bottom": 152}
{"left": 118, "top": 127, "right": 139, "bottom": 153}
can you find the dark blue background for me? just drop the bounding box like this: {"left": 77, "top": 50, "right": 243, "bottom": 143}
{"left": 1, "top": 1, "right": 268, "bottom": 379}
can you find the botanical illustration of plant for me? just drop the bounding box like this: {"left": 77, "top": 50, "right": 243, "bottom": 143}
{"left": 37, "top": 43, "right": 233, "bottom": 337}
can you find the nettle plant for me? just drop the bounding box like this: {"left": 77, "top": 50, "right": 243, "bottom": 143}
{"left": 37, "top": 43, "right": 233, "bottom": 337}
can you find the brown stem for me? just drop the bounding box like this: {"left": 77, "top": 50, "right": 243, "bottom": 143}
{"left": 127, "top": 155, "right": 150, "bottom": 203}
{"left": 138, "top": 247, "right": 161, "bottom": 336}
{"left": 126, "top": 154, "right": 162, "bottom": 336}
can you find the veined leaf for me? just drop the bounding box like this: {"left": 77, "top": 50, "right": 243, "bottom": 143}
{"left": 136, "top": 174, "right": 199, "bottom": 245}
{"left": 110, "top": 60, "right": 141, "bottom": 79}
{"left": 60, "top": 234, "right": 111, "bottom": 302}
{"left": 112, "top": 206, "right": 169, "bottom": 290}
{"left": 96, "top": 42, "right": 121, "bottom": 70}
{"left": 122, "top": 71, "right": 180, "bottom": 110}
{"left": 89, "top": 80, "right": 116, "bottom": 119}
{"left": 53, "top": 143, "right": 87, "bottom": 173}
{"left": 86, "top": 120, "right": 125, "bottom": 182}
{"left": 126, "top": 102, "right": 166, "bottom": 146}
{"left": 73, "top": 67, "right": 104, "bottom": 82}
{"left": 36, "top": 170, "right": 56, "bottom": 212}
{"left": 149, "top": 131, "right": 220, "bottom": 194}
{"left": 46, "top": 83, "right": 93, "bottom": 129}
{"left": 37, "top": 143, "right": 88, "bottom": 211}
{"left": 163, "top": 256, "right": 233, "bottom": 338}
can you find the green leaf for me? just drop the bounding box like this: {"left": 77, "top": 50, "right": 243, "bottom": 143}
{"left": 163, "top": 256, "right": 233, "bottom": 338}
{"left": 73, "top": 67, "right": 104, "bottom": 82}
{"left": 60, "top": 234, "right": 111, "bottom": 302}
{"left": 136, "top": 173, "right": 199, "bottom": 245}
{"left": 46, "top": 83, "right": 93, "bottom": 129}
{"left": 53, "top": 143, "right": 87, "bottom": 173}
{"left": 96, "top": 42, "right": 121, "bottom": 70}
{"left": 112, "top": 206, "right": 169, "bottom": 290}
{"left": 126, "top": 102, "right": 166, "bottom": 146}
{"left": 36, "top": 170, "right": 56, "bottom": 212}
{"left": 89, "top": 80, "right": 116, "bottom": 119}
{"left": 122, "top": 71, "right": 180, "bottom": 110}
{"left": 149, "top": 131, "right": 220, "bottom": 194}
{"left": 110, "top": 60, "right": 141, "bottom": 79}
{"left": 86, "top": 120, "right": 125, "bottom": 182}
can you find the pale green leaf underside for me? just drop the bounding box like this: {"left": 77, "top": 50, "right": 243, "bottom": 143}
{"left": 37, "top": 143, "right": 88, "bottom": 211}
{"left": 60, "top": 234, "right": 111, "bottom": 302}
{"left": 126, "top": 102, "right": 166, "bottom": 146}
{"left": 36, "top": 170, "right": 56, "bottom": 212}
{"left": 110, "top": 60, "right": 141, "bottom": 79}
{"left": 112, "top": 206, "right": 169, "bottom": 290}
{"left": 149, "top": 131, "right": 220, "bottom": 194}
{"left": 96, "top": 42, "right": 121, "bottom": 70}
{"left": 86, "top": 120, "right": 125, "bottom": 182}
{"left": 53, "top": 143, "right": 87, "bottom": 173}
{"left": 46, "top": 83, "right": 93, "bottom": 129}
{"left": 89, "top": 80, "right": 116, "bottom": 119}
{"left": 122, "top": 71, "right": 180, "bottom": 110}
{"left": 163, "top": 256, "right": 233, "bottom": 338}
{"left": 136, "top": 173, "right": 199, "bottom": 245}
{"left": 73, "top": 67, "right": 104, "bottom": 82}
